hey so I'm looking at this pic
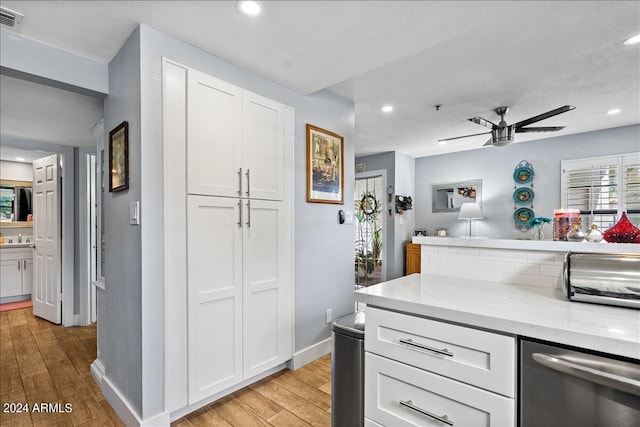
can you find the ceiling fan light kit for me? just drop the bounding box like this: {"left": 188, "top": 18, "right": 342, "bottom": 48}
{"left": 439, "top": 105, "right": 576, "bottom": 147}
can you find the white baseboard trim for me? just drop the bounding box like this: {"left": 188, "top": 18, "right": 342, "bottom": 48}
{"left": 90, "top": 359, "right": 105, "bottom": 387}
{"left": 169, "top": 363, "right": 286, "bottom": 422}
{"left": 73, "top": 314, "right": 81, "bottom": 326}
{"left": 96, "top": 372, "right": 170, "bottom": 426}
{"left": 286, "top": 337, "right": 332, "bottom": 370}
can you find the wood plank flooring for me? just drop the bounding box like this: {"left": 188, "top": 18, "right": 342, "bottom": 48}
{"left": 1, "top": 308, "right": 334, "bottom": 427}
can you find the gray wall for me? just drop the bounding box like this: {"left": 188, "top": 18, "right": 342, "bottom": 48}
{"left": 102, "top": 24, "right": 355, "bottom": 419}
{"left": 355, "top": 151, "right": 416, "bottom": 280}
{"left": 103, "top": 27, "right": 143, "bottom": 415}
{"left": 414, "top": 125, "right": 640, "bottom": 239}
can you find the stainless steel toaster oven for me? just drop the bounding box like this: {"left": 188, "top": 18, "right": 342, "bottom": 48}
{"left": 563, "top": 252, "right": 640, "bottom": 309}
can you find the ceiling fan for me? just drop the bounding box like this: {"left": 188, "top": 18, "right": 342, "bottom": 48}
{"left": 439, "top": 105, "right": 575, "bottom": 147}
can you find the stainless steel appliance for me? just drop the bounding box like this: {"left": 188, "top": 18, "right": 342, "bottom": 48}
{"left": 331, "top": 311, "right": 365, "bottom": 427}
{"left": 563, "top": 252, "right": 640, "bottom": 309}
{"left": 520, "top": 339, "right": 640, "bottom": 427}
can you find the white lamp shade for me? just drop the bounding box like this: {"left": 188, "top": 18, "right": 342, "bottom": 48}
{"left": 458, "top": 202, "right": 484, "bottom": 220}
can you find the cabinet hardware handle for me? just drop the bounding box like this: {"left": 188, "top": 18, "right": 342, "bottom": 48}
{"left": 246, "top": 200, "right": 251, "bottom": 228}
{"left": 23, "top": 260, "right": 26, "bottom": 269}
{"left": 238, "top": 168, "right": 243, "bottom": 196}
{"left": 238, "top": 201, "right": 242, "bottom": 228}
{"left": 532, "top": 353, "right": 640, "bottom": 397}
{"left": 399, "top": 338, "right": 453, "bottom": 357}
{"left": 399, "top": 400, "right": 454, "bottom": 426}
{"left": 18, "top": 260, "right": 21, "bottom": 271}
{"left": 245, "top": 169, "right": 250, "bottom": 197}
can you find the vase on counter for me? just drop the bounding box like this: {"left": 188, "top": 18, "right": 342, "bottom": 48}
{"left": 567, "top": 224, "right": 585, "bottom": 242}
{"left": 585, "top": 224, "right": 603, "bottom": 243}
{"left": 602, "top": 211, "right": 640, "bottom": 243}
{"left": 533, "top": 225, "right": 544, "bottom": 240}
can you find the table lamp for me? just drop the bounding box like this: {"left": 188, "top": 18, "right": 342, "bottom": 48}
{"left": 458, "top": 202, "right": 484, "bottom": 237}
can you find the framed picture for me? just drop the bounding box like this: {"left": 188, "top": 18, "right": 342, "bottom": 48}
{"left": 109, "top": 121, "right": 129, "bottom": 192}
{"left": 306, "top": 124, "right": 344, "bottom": 204}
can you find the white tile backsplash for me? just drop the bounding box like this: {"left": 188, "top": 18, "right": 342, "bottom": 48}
{"left": 421, "top": 245, "right": 565, "bottom": 289}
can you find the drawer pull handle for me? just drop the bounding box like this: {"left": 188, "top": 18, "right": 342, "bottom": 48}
{"left": 399, "top": 400, "right": 454, "bottom": 426}
{"left": 399, "top": 338, "right": 453, "bottom": 357}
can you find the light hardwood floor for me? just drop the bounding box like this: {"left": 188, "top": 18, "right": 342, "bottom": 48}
{"left": 1, "top": 308, "right": 333, "bottom": 427}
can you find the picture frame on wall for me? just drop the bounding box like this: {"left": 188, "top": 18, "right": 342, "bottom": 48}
{"left": 109, "top": 121, "right": 129, "bottom": 192}
{"left": 306, "top": 124, "right": 344, "bottom": 204}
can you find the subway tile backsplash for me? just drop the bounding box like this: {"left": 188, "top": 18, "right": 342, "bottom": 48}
{"left": 422, "top": 246, "right": 563, "bottom": 289}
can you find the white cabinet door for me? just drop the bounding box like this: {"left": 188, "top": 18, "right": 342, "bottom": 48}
{"left": 0, "top": 260, "right": 21, "bottom": 297}
{"left": 242, "top": 199, "right": 291, "bottom": 379}
{"left": 365, "top": 353, "right": 515, "bottom": 427}
{"left": 22, "top": 259, "right": 33, "bottom": 295}
{"left": 187, "top": 69, "right": 242, "bottom": 198}
{"left": 242, "top": 92, "right": 285, "bottom": 201}
{"left": 187, "top": 195, "right": 243, "bottom": 403}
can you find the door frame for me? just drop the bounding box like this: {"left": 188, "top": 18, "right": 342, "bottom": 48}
{"left": 78, "top": 147, "right": 97, "bottom": 325}
{"left": 355, "top": 170, "right": 388, "bottom": 284}
{"left": 4, "top": 140, "right": 75, "bottom": 326}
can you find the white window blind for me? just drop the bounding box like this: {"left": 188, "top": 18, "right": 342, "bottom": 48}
{"left": 561, "top": 153, "right": 640, "bottom": 231}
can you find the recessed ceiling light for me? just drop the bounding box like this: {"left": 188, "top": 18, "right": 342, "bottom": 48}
{"left": 438, "top": 141, "right": 447, "bottom": 145}
{"left": 15, "top": 157, "right": 25, "bottom": 162}
{"left": 623, "top": 34, "right": 640, "bottom": 45}
{"left": 237, "top": 1, "right": 261, "bottom": 16}
{"left": 381, "top": 105, "right": 393, "bottom": 113}
{"left": 607, "top": 108, "right": 621, "bottom": 115}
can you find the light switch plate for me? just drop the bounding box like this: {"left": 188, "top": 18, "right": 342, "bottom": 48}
{"left": 344, "top": 210, "right": 354, "bottom": 225}
{"left": 130, "top": 201, "right": 140, "bottom": 225}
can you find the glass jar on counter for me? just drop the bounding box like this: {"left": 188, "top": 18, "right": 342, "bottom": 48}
{"left": 553, "top": 209, "right": 581, "bottom": 241}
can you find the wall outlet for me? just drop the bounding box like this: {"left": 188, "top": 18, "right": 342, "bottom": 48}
{"left": 325, "top": 308, "right": 333, "bottom": 323}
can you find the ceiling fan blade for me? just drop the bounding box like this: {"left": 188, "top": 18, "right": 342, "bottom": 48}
{"left": 482, "top": 137, "right": 494, "bottom": 146}
{"left": 516, "top": 126, "right": 566, "bottom": 133}
{"left": 514, "top": 105, "right": 575, "bottom": 128}
{"left": 438, "top": 131, "right": 491, "bottom": 142}
{"left": 468, "top": 116, "right": 498, "bottom": 129}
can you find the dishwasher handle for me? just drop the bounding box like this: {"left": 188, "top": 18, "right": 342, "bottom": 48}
{"left": 532, "top": 353, "right": 640, "bottom": 397}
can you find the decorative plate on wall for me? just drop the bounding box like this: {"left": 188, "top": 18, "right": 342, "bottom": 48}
{"left": 514, "top": 207, "right": 535, "bottom": 230}
{"left": 513, "top": 161, "right": 535, "bottom": 184}
{"left": 513, "top": 187, "right": 534, "bottom": 205}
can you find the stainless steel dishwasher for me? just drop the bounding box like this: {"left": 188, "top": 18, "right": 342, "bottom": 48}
{"left": 520, "top": 338, "right": 640, "bottom": 427}
{"left": 331, "top": 311, "right": 365, "bottom": 427}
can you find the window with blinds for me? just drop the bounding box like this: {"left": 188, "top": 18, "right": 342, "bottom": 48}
{"left": 561, "top": 153, "right": 640, "bottom": 231}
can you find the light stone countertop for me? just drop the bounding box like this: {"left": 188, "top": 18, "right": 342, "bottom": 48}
{"left": 354, "top": 273, "right": 640, "bottom": 360}
{"left": 0, "top": 243, "right": 33, "bottom": 249}
{"left": 412, "top": 236, "right": 640, "bottom": 254}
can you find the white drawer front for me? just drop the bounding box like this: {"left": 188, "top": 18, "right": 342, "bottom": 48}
{"left": 365, "top": 417, "right": 385, "bottom": 427}
{"left": 365, "top": 352, "right": 514, "bottom": 427}
{"left": 365, "top": 307, "right": 515, "bottom": 397}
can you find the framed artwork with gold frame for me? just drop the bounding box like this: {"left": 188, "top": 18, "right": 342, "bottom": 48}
{"left": 306, "top": 124, "right": 344, "bottom": 204}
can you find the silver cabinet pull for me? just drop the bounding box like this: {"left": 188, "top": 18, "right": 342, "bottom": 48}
{"left": 532, "top": 353, "right": 640, "bottom": 397}
{"left": 237, "top": 168, "right": 243, "bottom": 196}
{"left": 245, "top": 168, "right": 251, "bottom": 197}
{"left": 18, "top": 260, "right": 21, "bottom": 271}
{"left": 246, "top": 200, "right": 251, "bottom": 228}
{"left": 399, "top": 400, "right": 454, "bottom": 426}
{"left": 237, "top": 201, "right": 242, "bottom": 228}
{"left": 23, "top": 260, "right": 26, "bottom": 269}
{"left": 399, "top": 338, "right": 453, "bottom": 357}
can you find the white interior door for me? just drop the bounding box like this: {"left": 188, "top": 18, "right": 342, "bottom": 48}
{"left": 32, "top": 154, "right": 61, "bottom": 324}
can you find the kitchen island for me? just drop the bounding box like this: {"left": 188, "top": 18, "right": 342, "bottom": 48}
{"left": 354, "top": 274, "right": 639, "bottom": 426}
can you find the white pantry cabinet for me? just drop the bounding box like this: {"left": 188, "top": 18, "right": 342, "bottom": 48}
{"left": 0, "top": 248, "right": 33, "bottom": 298}
{"left": 187, "top": 69, "right": 286, "bottom": 201}
{"left": 179, "top": 65, "right": 294, "bottom": 407}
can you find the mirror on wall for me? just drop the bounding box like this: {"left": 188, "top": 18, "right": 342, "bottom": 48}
{"left": 432, "top": 179, "right": 482, "bottom": 213}
{"left": 0, "top": 180, "right": 33, "bottom": 224}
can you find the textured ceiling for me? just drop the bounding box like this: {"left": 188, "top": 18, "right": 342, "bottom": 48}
{"left": 0, "top": 0, "right": 638, "bottom": 158}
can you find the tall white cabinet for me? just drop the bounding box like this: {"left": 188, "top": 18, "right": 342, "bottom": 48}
{"left": 164, "top": 61, "right": 294, "bottom": 410}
